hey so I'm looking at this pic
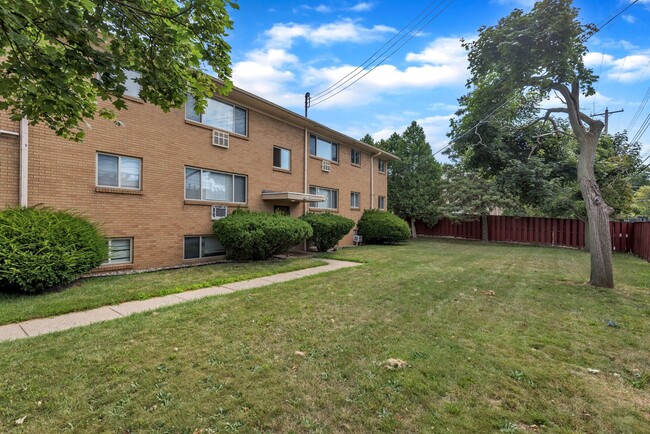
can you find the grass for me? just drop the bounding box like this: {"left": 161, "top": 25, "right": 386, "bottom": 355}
{"left": 0, "top": 239, "right": 648, "bottom": 433}
{"left": 0, "top": 258, "right": 325, "bottom": 325}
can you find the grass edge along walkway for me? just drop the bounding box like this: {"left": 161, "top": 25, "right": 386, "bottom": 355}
{"left": 0, "top": 259, "right": 361, "bottom": 342}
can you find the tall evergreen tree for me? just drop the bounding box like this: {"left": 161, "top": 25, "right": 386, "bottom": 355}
{"left": 364, "top": 122, "right": 442, "bottom": 237}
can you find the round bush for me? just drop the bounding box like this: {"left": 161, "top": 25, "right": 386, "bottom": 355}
{"left": 357, "top": 209, "right": 410, "bottom": 244}
{"left": 0, "top": 207, "right": 107, "bottom": 293}
{"left": 213, "top": 211, "right": 313, "bottom": 260}
{"left": 300, "top": 212, "right": 355, "bottom": 252}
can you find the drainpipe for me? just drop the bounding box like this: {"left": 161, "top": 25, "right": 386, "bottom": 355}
{"left": 370, "top": 151, "right": 381, "bottom": 210}
{"left": 19, "top": 118, "right": 28, "bottom": 207}
{"left": 304, "top": 128, "right": 309, "bottom": 216}
{"left": 0, "top": 119, "right": 27, "bottom": 207}
{"left": 303, "top": 128, "right": 309, "bottom": 252}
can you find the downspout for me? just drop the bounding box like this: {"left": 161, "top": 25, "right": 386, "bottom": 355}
{"left": 0, "top": 119, "right": 27, "bottom": 207}
{"left": 370, "top": 151, "right": 381, "bottom": 210}
{"left": 303, "top": 128, "right": 309, "bottom": 251}
{"left": 19, "top": 118, "right": 28, "bottom": 207}
{"left": 304, "top": 128, "right": 309, "bottom": 216}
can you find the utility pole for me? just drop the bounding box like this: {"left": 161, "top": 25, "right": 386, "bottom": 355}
{"left": 304, "top": 92, "right": 311, "bottom": 118}
{"left": 592, "top": 107, "right": 624, "bottom": 135}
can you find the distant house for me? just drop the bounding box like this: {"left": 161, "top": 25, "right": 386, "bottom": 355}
{"left": 0, "top": 81, "right": 396, "bottom": 271}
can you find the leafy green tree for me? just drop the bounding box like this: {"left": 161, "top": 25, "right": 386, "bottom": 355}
{"left": 359, "top": 133, "right": 376, "bottom": 147}
{"left": 457, "top": 0, "right": 615, "bottom": 287}
{"left": 0, "top": 0, "right": 238, "bottom": 141}
{"left": 632, "top": 186, "right": 650, "bottom": 216}
{"left": 438, "top": 165, "right": 515, "bottom": 241}
{"left": 448, "top": 122, "right": 641, "bottom": 219}
{"left": 366, "top": 122, "right": 442, "bottom": 237}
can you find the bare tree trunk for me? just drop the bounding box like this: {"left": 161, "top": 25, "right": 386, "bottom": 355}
{"left": 577, "top": 134, "right": 614, "bottom": 288}
{"left": 410, "top": 217, "right": 418, "bottom": 239}
{"left": 481, "top": 214, "right": 488, "bottom": 241}
{"left": 550, "top": 82, "right": 613, "bottom": 288}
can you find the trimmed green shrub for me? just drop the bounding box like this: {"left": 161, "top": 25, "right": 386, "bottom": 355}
{"left": 300, "top": 212, "right": 355, "bottom": 252}
{"left": 357, "top": 209, "right": 410, "bottom": 244}
{"left": 0, "top": 207, "right": 107, "bottom": 293}
{"left": 213, "top": 210, "right": 313, "bottom": 260}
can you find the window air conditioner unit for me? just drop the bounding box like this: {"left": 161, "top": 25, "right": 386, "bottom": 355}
{"left": 211, "top": 205, "right": 228, "bottom": 220}
{"left": 353, "top": 235, "right": 362, "bottom": 244}
{"left": 321, "top": 160, "right": 331, "bottom": 172}
{"left": 212, "top": 130, "right": 229, "bottom": 148}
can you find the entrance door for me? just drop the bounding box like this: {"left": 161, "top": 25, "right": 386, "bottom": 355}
{"left": 274, "top": 205, "right": 291, "bottom": 215}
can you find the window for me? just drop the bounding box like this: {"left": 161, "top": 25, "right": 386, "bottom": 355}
{"left": 309, "top": 134, "right": 339, "bottom": 162}
{"left": 378, "top": 159, "right": 386, "bottom": 173}
{"left": 123, "top": 70, "right": 141, "bottom": 98}
{"left": 104, "top": 238, "right": 132, "bottom": 265}
{"left": 351, "top": 148, "right": 361, "bottom": 166}
{"left": 184, "top": 236, "right": 225, "bottom": 259}
{"left": 273, "top": 146, "right": 291, "bottom": 170}
{"left": 185, "top": 167, "right": 246, "bottom": 203}
{"left": 350, "top": 192, "right": 360, "bottom": 209}
{"left": 310, "top": 186, "right": 338, "bottom": 210}
{"left": 378, "top": 195, "right": 386, "bottom": 210}
{"left": 97, "top": 153, "right": 142, "bottom": 189}
{"left": 185, "top": 95, "right": 247, "bottom": 136}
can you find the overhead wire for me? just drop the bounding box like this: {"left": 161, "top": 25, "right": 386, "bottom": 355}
{"left": 309, "top": 0, "right": 447, "bottom": 100}
{"left": 431, "top": 0, "right": 641, "bottom": 157}
{"left": 309, "top": 0, "right": 456, "bottom": 106}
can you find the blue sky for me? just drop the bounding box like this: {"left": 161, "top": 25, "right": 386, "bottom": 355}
{"left": 224, "top": 0, "right": 650, "bottom": 161}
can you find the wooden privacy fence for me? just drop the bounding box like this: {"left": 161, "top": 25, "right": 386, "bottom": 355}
{"left": 415, "top": 216, "right": 650, "bottom": 262}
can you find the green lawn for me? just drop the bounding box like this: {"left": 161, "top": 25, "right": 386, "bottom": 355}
{"left": 0, "top": 258, "right": 325, "bottom": 325}
{"left": 1, "top": 239, "right": 648, "bottom": 433}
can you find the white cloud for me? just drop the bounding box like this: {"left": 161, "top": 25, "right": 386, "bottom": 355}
{"left": 350, "top": 2, "right": 374, "bottom": 12}
{"left": 621, "top": 14, "right": 636, "bottom": 24}
{"left": 584, "top": 49, "right": 650, "bottom": 82}
{"left": 405, "top": 36, "right": 469, "bottom": 66}
{"left": 366, "top": 113, "right": 453, "bottom": 157}
{"left": 607, "top": 53, "right": 650, "bottom": 82}
{"left": 232, "top": 49, "right": 303, "bottom": 106}
{"left": 491, "top": 0, "right": 536, "bottom": 7}
{"left": 265, "top": 19, "right": 396, "bottom": 48}
{"left": 302, "top": 36, "right": 470, "bottom": 108}
{"left": 314, "top": 4, "right": 332, "bottom": 13}
{"left": 584, "top": 52, "right": 614, "bottom": 68}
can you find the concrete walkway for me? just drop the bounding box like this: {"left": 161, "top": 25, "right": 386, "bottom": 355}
{"left": 0, "top": 259, "right": 361, "bottom": 343}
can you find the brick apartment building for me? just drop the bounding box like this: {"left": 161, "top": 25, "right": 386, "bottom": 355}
{"left": 0, "top": 80, "right": 396, "bottom": 271}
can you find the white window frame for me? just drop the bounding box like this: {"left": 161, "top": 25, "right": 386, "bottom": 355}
{"left": 184, "top": 235, "right": 225, "bottom": 260}
{"left": 309, "top": 134, "right": 339, "bottom": 163}
{"left": 350, "top": 191, "right": 360, "bottom": 209}
{"left": 378, "top": 195, "right": 386, "bottom": 210}
{"left": 378, "top": 159, "right": 386, "bottom": 174}
{"left": 185, "top": 95, "right": 248, "bottom": 136}
{"left": 184, "top": 167, "right": 247, "bottom": 204}
{"left": 310, "top": 186, "right": 339, "bottom": 210}
{"left": 96, "top": 153, "right": 142, "bottom": 190}
{"left": 351, "top": 148, "right": 361, "bottom": 166}
{"left": 273, "top": 146, "right": 291, "bottom": 171}
{"left": 103, "top": 238, "right": 133, "bottom": 265}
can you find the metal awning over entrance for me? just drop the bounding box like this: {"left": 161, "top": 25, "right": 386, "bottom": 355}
{"left": 261, "top": 191, "right": 325, "bottom": 203}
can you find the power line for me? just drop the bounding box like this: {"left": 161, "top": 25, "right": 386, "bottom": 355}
{"left": 310, "top": 0, "right": 447, "bottom": 101}
{"left": 309, "top": 0, "right": 455, "bottom": 106}
{"left": 431, "top": 0, "right": 639, "bottom": 157}
{"left": 594, "top": 0, "right": 639, "bottom": 32}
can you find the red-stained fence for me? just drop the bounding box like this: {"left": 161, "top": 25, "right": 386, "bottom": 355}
{"left": 416, "top": 217, "right": 650, "bottom": 262}
{"left": 633, "top": 222, "right": 650, "bottom": 261}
